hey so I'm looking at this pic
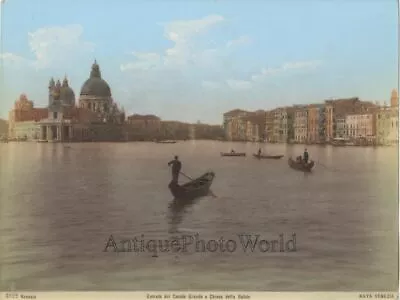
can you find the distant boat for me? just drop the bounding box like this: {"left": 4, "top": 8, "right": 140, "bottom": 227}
{"left": 155, "top": 140, "right": 177, "bottom": 144}
{"left": 288, "top": 157, "right": 315, "bottom": 172}
{"left": 220, "top": 152, "right": 246, "bottom": 157}
{"left": 253, "top": 154, "right": 284, "bottom": 159}
{"left": 168, "top": 171, "right": 215, "bottom": 200}
{"left": 331, "top": 138, "right": 355, "bottom": 147}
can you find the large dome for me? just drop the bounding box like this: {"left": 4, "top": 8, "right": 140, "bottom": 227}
{"left": 80, "top": 60, "right": 111, "bottom": 97}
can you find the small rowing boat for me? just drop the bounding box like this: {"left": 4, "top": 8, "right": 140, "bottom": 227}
{"left": 288, "top": 157, "right": 314, "bottom": 172}
{"left": 155, "top": 140, "right": 177, "bottom": 144}
{"left": 220, "top": 152, "right": 246, "bottom": 157}
{"left": 253, "top": 154, "right": 284, "bottom": 159}
{"left": 168, "top": 171, "right": 215, "bottom": 200}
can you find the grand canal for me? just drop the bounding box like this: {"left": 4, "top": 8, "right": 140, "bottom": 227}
{"left": 0, "top": 141, "right": 398, "bottom": 291}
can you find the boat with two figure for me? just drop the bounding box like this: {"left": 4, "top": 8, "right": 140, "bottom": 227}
{"left": 253, "top": 148, "right": 283, "bottom": 159}
{"left": 155, "top": 140, "right": 177, "bottom": 144}
{"left": 288, "top": 148, "right": 315, "bottom": 172}
{"left": 253, "top": 154, "right": 284, "bottom": 159}
{"left": 330, "top": 138, "right": 355, "bottom": 147}
{"left": 220, "top": 149, "right": 246, "bottom": 157}
{"left": 288, "top": 157, "right": 315, "bottom": 172}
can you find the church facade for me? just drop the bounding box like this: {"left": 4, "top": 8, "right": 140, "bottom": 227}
{"left": 9, "top": 60, "right": 126, "bottom": 142}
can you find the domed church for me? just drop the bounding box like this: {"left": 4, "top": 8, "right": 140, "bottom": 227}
{"left": 79, "top": 60, "right": 124, "bottom": 123}
{"left": 48, "top": 77, "right": 76, "bottom": 107}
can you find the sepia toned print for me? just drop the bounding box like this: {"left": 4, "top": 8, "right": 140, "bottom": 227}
{"left": 0, "top": 0, "right": 398, "bottom": 294}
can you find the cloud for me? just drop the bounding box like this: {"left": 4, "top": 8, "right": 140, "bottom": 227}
{"left": 251, "top": 60, "right": 322, "bottom": 81}
{"left": 28, "top": 24, "right": 95, "bottom": 69}
{"left": 2, "top": 24, "right": 94, "bottom": 70}
{"left": 0, "top": 53, "right": 28, "bottom": 66}
{"left": 226, "top": 79, "right": 253, "bottom": 90}
{"left": 120, "top": 15, "right": 225, "bottom": 71}
{"left": 162, "top": 15, "right": 224, "bottom": 67}
{"left": 226, "top": 35, "right": 252, "bottom": 48}
{"left": 120, "top": 52, "right": 161, "bottom": 71}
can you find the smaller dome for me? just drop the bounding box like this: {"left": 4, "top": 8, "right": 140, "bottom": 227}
{"left": 60, "top": 77, "right": 75, "bottom": 106}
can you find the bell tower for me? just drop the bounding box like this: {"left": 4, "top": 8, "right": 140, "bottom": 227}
{"left": 48, "top": 77, "right": 55, "bottom": 105}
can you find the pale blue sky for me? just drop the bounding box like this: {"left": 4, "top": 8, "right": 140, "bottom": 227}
{"left": 0, "top": 0, "right": 398, "bottom": 124}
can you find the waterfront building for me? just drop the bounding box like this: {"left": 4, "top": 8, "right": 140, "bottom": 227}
{"left": 390, "top": 89, "right": 398, "bottom": 107}
{"left": 307, "top": 104, "right": 323, "bottom": 143}
{"left": 318, "top": 105, "right": 326, "bottom": 142}
{"left": 127, "top": 114, "right": 161, "bottom": 130}
{"left": 272, "top": 107, "right": 294, "bottom": 143}
{"left": 324, "top": 102, "right": 334, "bottom": 142}
{"left": 125, "top": 114, "right": 162, "bottom": 141}
{"left": 376, "top": 106, "right": 393, "bottom": 145}
{"left": 252, "top": 110, "right": 267, "bottom": 142}
{"left": 286, "top": 107, "right": 295, "bottom": 143}
{"left": 388, "top": 108, "right": 399, "bottom": 145}
{"left": 190, "top": 123, "right": 224, "bottom": 140}
{"left": 223, "top": 109, "right": 249, "bottom": 141}
{"left": 334, "top": 114, "right": 347, "bottom": 138}
{"left": 345, "top": 112, "right": 376, "bottom": 144}
{"left": 264, "top": 109, "right": 275, "bottom": 142}
{"left": 294, "top": 105, "right": 308, "bottom": 143}
{"left": 8, "top": 94, "right": 48, "bottom": 140}
{"left": 160, "top": 121, "right": 191, "bottom": 140}
{"left": 245, "top": 118, "right": 259, "bottom": 142}
{"left": 388, "top": 89, "right": 399, "bottom": 144}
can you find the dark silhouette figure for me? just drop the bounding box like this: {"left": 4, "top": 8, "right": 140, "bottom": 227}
{"left": 168, "top": 156, "right": 182, "bottom": 183}
{"left": 258, "top": 148, "right": 262, "bottom": 156}
{"left": 303, "top": 148, "right": 309, "bottom": 164}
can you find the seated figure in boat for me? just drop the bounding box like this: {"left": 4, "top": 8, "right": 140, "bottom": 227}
{"left": 168, "top": 155, "right": 182, "bottom": 183}
{"left": 296, "top": 155, "right": 302, "bottom": 163}
{"left": 231, "top": 149, "right": 235, "bottom": 153}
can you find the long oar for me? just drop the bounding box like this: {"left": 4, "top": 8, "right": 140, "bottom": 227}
{"left": 179, "top": 171, "right": 217, "bottom": 198}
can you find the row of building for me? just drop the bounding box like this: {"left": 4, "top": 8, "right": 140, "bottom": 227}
{"left": 223, "top": 90, "right": 399, "bottom": 146}
{"left": 6, "top": 60, "right": 224, "bottom": 142}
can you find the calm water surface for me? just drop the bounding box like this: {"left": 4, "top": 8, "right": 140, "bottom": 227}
{"left": 0, "top": 141, "right": 398, "bottom": 291}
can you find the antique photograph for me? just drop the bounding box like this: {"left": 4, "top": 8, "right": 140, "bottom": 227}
{"left": 0, "top": 0, "right": 398, "bottom": 295}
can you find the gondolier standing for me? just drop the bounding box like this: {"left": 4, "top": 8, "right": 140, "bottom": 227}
{"left": 168, "top": 156, "right": 182, "bottom": 183}
{"left": 303, "top": 148, "right": 309, "bottom": 164}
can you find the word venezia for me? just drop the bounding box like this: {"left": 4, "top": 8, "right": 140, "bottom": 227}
{"left": 104, "top": 233, "right": 297, "bottom": 257}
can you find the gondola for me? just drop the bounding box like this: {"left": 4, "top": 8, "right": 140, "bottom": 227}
{"left": 155, "top": 140, "right": 177, "bottom": 144}
{"left": 168, "top": 171, "right": 215, "bottom": 200}
{"left": 253, "top": 154, "right": 284, "bottom": 159}
{"left": 288, "top": 157, "right": 315, "bottom": 172}
{"left": 220, "top": 152, "right": 246, "bottom": 157}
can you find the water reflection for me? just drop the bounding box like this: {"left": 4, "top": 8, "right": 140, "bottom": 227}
{"left": 168, "top": 196, "right": 203, "bottom": 233}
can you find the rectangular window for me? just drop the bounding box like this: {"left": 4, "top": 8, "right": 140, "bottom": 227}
{"left": 53, "top": 112, "right": 58, "bottom": 119}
